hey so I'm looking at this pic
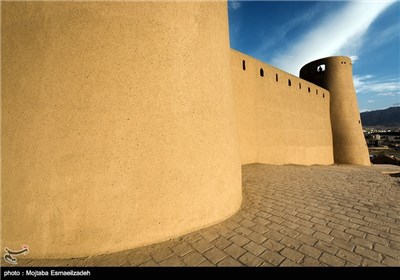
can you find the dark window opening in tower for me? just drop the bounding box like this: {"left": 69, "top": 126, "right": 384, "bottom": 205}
{"left": 317, "top": 64, "right": 326, "bottom": 72}
{"left": 288, "top": 79, "right": 291, "bottom": 86}
{"left": 242, "top": 60, "right": 246, "bottom": 71}
{"left": 308, "top": 87, "right": 310, "bottom": 93}
{"left": 276, "top": 74, "right": 278, "bottom": 82}
{"left": 260, "top": 68, "right": 264, "bottom": 77}
{"left": 323, "top": 93, "right": 325, "bottom": 98}
{"left": 316, "top": 89, "right": 318, "bottom": 95}
{"left": 299, "top": 83, "right": 301, "bottom": 89}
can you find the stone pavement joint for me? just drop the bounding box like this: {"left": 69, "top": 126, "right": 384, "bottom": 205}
{"left": 8, "top": 164, "right": 400, "bottom": 267}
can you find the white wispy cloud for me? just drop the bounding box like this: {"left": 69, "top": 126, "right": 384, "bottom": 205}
{"left": 349, "top": 55, "right": 359, "bottom": 63}
{"left": 229, "top": 1, "right": 241, "bottom": 11}
{"left": 270, "top": 1, "right": 395, "bottom": 75}
{"left": 370, "top": 22, "right": 400, "bottom": 48}
{"left": 353, "top": 74, "right": 400, "bottom": 96}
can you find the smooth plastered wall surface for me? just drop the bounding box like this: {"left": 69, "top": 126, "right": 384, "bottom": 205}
{"left": 300, "top": 57, "right": 370, "bottom": 166}
{"left": 231, "top": 50, "right": 334, "bottom": 165}
{"left": 2, "top": 1, "right": 242, "bottom": 258}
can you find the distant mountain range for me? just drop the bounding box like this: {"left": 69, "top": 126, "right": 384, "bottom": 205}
{"left": 361, "top": 107, "right": 400, "bottom": 127}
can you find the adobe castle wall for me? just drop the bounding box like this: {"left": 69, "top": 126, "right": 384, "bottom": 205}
{"left": 2, "top": 1, "right": 242, "bottom": 258}
{"left": 231, "top": 50, "right": 334, "bottom": 165}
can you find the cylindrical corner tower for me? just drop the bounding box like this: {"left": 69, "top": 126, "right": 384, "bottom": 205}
{"left": 300, "top": 56, "right": 370, "bottom": 166}
{"left": 2, "top": 1, "right": 242, "bottom": 258}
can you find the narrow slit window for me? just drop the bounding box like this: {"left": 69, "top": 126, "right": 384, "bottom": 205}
{"left": 308, "top": 87, "right": 310, "bottom": 93}
{"left": 288, "top": 79, "right": 291, "bottom": 86}
{"left": 299, "top": 83, "right": 301, "bottom": 89}
{"left": 316, "top": 89, "right": 318, "bottom": 95}
{"left": 260, "top": 68, "right": 264, "bottom": 77}
{"left": 323, "top": 93, "right": 325, "bottom": 98}
{"left": 276, "top": 74, "right": 278, "bottom": 82}
{"left": 242, "top": 60, "right": 246, "bottom": 71}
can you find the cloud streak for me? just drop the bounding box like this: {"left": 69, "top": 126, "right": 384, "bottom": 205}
{"left": 229, "top": 1, "right": 241, "bottom": 11}
{"left": 270, "top": 1, "right": 395, "bottom": 75}
{"left": 354, "top": 74, "right": 400, "bottom": 96}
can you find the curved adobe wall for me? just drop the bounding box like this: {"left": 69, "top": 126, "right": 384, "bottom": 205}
{"left": 300, "top": 56, "right": 370, "bottom": 166}
{"left": 2, "top": 1, "right": 242, "bottom": 258}
{"left": 231, "top": 50, "right": 334, "bottom": 165}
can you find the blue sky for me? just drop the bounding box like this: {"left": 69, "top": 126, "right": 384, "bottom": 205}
{"left": 228, "top": 0, "right": 400, "bottom": 112}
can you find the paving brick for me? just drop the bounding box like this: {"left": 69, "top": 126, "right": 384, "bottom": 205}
{"left": 296, "top": 234, "right": 318, "bottom": 246}
{"left": 196, "top": 259, "right": 214, "bottom": 267}
{"left": 340, "top": 220, "right": 360, "bottom": 229}
{"left": 139, "top": 259, "right": 159, "bottom": 267}
{"left": 243, "top": 241, "right": 266, "bottom": 256}
{"left": 296, "top": 225, "right": 316, "bottom": 235}
{"left": 151, "top": 248, "right": 174, "bottom": 263}
{"left": 280, "top": 247, "right": 304, "bottom": 263}
{"left": 330, "top": 229, "right": 352, "bottom": 241}
{"left": 313, "top": 231, "right": 334, "bottom": 243}
{"left": 251, "top": 224, "right": 269, "bottom": 234}
{"left": 351, "top": 236, "right": 374, "bottom": 249}
{"left": 253, "top": 216, "right": 270, "bottom": 226}
{"left": 213, "top": 236, "right": 232, "bottom": 250}
{"left": 279, "top": 236, "right": 303, "bottom": 250}
{"left": 256, "top": 211, "right": 272, "bottom": 220}
{"left": 279, "top": 227, "right": 300, "bottom": 238}
{"left": 354, "top": 246, "right": 382, "bottom": 262}
{"left": 223, "top": 244, "right": 246, "bottom": 259}
{"left": 280, "top": 259, "right": 301, "bottom": 267}
{"left": 240, "top": 219, "right": 256, "bottom": 228}
{"left": 224, "top": 221, "right": 241, "bottom": 230}
{"left": 373, "top": 243, "right": 399, "bottom": 259}
{"left": 159, "top": 256, "right": 185, "bottom": 267}
{"left": 230, "top": 234, "right": 251, "bottom": 247}
{"left": 219, "top": 228, "right": 237, "bottom": 239}
{"left": 192, "top": 239, "right": 213, "bottom": 254}
{"left": 262, "top": 239, "right": 285, "bottom": 252}
{"left": 381, "top": 256, "right": 400, "bottom": 266}
{"left": 296, "top": 218, "right": 314, "bottom": 228}
{"left": 269, "top": 215, "right": 285, "bottom": 224}
{"left": 217, "top": 257, "right": 243, "bottom": 267}
{"left": 358, "top": 226, "right": 379, "bottom": 236}
{"left": 264, "top": 230, "right": 285, "bottom": 242}
{"left": 301, "top": 256, "right": 325, "bottom": 267}
{"left": 171, "top": 243, "right": 193, "bottom": 257}
{"left": 182, "top": 251, "right": 206, "bottom": 266}
{"left": 327, "top": 222, "right": 347, "bottom": 232}
{"left": 379, "top": 231, "right": 400, "bottom": 242}
{"left": 331, "top": 238, "right": 356, "bottom": 252}
{"left": 345, "top": 228, "right": 366, "bottom": 238}
{"left": 349, "top": 218, "right": 369, "bottom": 226}
{"left": 336, "top": 249, "right": 362, "bottom": 265}
{"left": 361, "top": 258, "right": 384, "bottom": 267}
{"left": 313, "top": 224, "right": 332, "bottom": 234}
{"left": 389, "top": 240, "right": 400, "bottom": 250}
{"left": 267, "top": 222, "right": 284, "bottom": 232}
{"left": 315, "top": 240, "right": 340, "bottom": 255}
{"left": 239, "top": 252, "right": 264, "bottom": 266}
{"left": 365, "top": 234, "right": 389, "bottom": 245}
{"left": 234, "top": 226, "right": 253, "bottom": 236}
{"left": 247, "top": 232, "right": 267, "bottom": 244}
{"left": 299, "top": 244, "right": 323, "bottom": 259}
{"left": 282, "top": 220, "right": 299, "bottom": 230}
{"left": 259, "top": 249, "right": 285, "bottom": 266}
{"left": 319, "top": 252, "right": 345, "bottom": 266}
{"left": 203, "top": 247, "right": 227, "bottom": 264}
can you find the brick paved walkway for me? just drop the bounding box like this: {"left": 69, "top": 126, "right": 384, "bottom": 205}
{"left": 6, "top": 164, "right": 400, "bottom": 267}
